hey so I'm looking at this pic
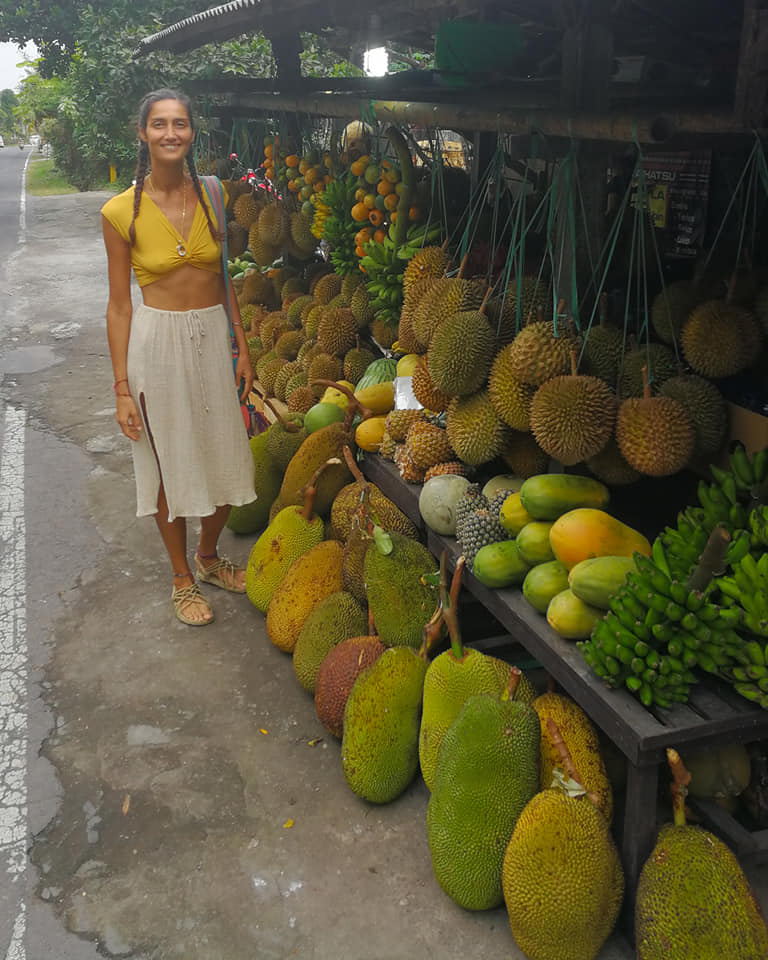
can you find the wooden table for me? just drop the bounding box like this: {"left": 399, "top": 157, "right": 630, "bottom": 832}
{"left": 360, "top": 453, "right": 768, "bottom": 920}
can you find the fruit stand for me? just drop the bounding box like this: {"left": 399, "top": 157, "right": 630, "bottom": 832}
{"left": 131, "top": 1, "right": 768, "bottom": 954}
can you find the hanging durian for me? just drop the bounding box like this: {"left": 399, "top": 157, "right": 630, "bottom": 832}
{"left": 616, "top": 366, "right": 695, "bottom": 476}
{"left": 501, "top": 431, "right": 550, "bottom": 479}
{"left": 412, "top": 356, "right": 452, "bottom": 413}
{"left": 413, "top": 274, "right": 485, "bottom": 348}
{"left": 619, "top": 341, "right": 678, "bottom": 398}
{"left": 505, "top": 308, "right": 576, "bottom": 387}
{"left": 586, "top": 437, "right": 641, "bottom": 486}
{"left": 650, "top": 281, "right": 698, "bottom": 345}
{"left": 682, "top": 299, "right": 762, "bottom": 378}
{"left": 313, "top": 272, "right": 343, "bottom": 305}
{"left": 402, "top": 245, "right": 451, "bottom": 295}
{"left": 427, "top": 289, "right": 496, "bottom": 397}
{"left": 446, "top": 390, "right": 509, "bottom": 466}
{"left": 659, "top": 374, "right": 727, "bottom": 457}
{"left": 487, "top": 275, "right": 552, "bottom": 345}
{"left": 488, "top": 345, "right": 536, "bottom": 431}
{"left": 580, "top": 294, "right": 624, "bottom": 387}
{"left": 530, "top": 349, "right": 616, "bottom": 465}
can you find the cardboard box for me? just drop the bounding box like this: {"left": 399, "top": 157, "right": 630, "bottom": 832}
{"left": 727, "top": 402, "right": 768, "bottom": 454}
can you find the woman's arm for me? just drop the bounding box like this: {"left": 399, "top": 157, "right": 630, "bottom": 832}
{"left": 102, "top": 215, "right": 142, "bottom": 441}
{"left": 227, "top": 278, "right": 254, "bottom": 402}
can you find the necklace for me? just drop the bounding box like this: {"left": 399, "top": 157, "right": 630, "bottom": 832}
{"left": 147, "top": 173, "right": 188, "bottom": 257}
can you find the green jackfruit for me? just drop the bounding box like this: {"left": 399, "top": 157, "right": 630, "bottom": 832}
{"left": 226, "top": 432, "right": 282, "bottom": 534}
{"left": 427, "top": 693, "right": 540, "bottom": 910}
{"left": 364, "top": 533, "right": 438, "bottom": 648}
{"left": 503, "top": 778, "right": 623, "bottom": 960}
{"left": 533, "top": 692, "right": 613, "bottom": 824}
{"left": 265, "top": 412, "right": 307, "bottom": 469}
{"left": 292, "top": 591, "right": 367, "bottom": 693}
{"left": 244, "top": 503, "right": 324, "bottom": 612}
{"left": 330, "top": 480, "right": 418, "bottom": 542}
{"left": 266, "top": 540, "right": 344, "bottom": 653}
{"left": 341, "top": 646, "right": 427, "bottom": 803}
{"left": 279, "top": 422, "right": 353, "bottom": 517}
{"left": 420, "top": 649, "right": 536, "bottom": 791}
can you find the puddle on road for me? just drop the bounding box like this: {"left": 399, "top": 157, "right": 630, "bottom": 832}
{"left": 0, "top": 345, "right": 61, "bottom": 374}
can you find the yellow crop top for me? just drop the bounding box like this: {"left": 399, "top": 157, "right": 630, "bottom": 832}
{"left": 101, "top": 180, "right": 228, "bottom": 287}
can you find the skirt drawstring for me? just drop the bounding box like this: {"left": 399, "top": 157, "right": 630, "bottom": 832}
{"left": 185, "top": 310, "right": 209, "bottom": 413}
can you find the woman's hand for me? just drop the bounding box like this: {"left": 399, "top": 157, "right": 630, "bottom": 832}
{"left": 235, "top": 353, "right": 254, "bottom": 402}
{"left": 115, "top": 395, "right": 143, "bottom": 441}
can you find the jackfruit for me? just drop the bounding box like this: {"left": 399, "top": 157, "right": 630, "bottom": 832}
{"left": 636, "top": 748, "right": 768, "bottom": 959}
{"left": 315, "top": 635, "right": 386, "bottom": 738}
{"left": 330, "top": 480, "right": 417, "bottom": 542}
{"left": 364, "top": 533, "right": 439, "bottom": 648}
{"left": 503, "top": 769, "right": 624, "bottom": 960}
{"left": 341, "top": 646, "right": 428, "bottom": 803}
{"left": 533, "top": 692, "right": 613, "bottom": 824}
{"left": 226, "top": 432, "right": 281, "bottom": 535}
{"left": 292, "top": 591, "right": 367, "bottom": 693}
{"left": 278, "top": 422, "right": 353, "bottom": 516}
{"left": 264, "top": 411, "right": 307, "bottom": 469}
{"left": 265, "top": 540, "right": 344, "bottom": 653}
{"left": 427, "top": 692, "right": 540, "bottom": 910}
{"left": 244, "top": 498, "right": 324, "bottom": 612}
{"left": 420, "top": 648, "right": 536, "bottom": 792}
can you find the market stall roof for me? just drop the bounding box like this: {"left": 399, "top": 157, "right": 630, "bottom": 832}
{"left": 132, "top": 0, "right": 527, "bottom": 57}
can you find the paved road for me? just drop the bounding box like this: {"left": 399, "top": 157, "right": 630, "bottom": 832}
{"left": 0, "top": 158, "right": 765, "bottom": 960}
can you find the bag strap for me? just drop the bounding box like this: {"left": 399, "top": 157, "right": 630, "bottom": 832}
{"left": 201, "top": 175, "right": 232, "bottom": 314}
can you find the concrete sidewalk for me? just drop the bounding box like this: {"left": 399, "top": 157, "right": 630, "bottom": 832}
{"left": 2, "top": 189, "right": 764, "bottom": 959}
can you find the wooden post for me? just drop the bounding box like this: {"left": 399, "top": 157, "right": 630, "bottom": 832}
{"left": 735, "top": 0, "right": 768, "bottom": 127}
{"left": 267, "top": 30, "right": 303, "bottom": 151}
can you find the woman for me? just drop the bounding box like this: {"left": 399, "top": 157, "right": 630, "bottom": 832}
{"left": 101, "top": 89, "right": 256, "bottom": 626}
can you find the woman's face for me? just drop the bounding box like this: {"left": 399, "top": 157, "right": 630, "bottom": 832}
{"left": 139, "top": 98, "right": 193, "bottom": 163}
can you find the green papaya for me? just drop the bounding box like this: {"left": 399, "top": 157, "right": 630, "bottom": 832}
{"left": 516, "top": 520, "right": 555, "bottom": 565}
{"left": 472, "top": 540, "right": 530, "bottom": 588}
{"left": 546, "top": 588, "right": 603, "bottom": 640}
{"left": 568, "top": 555, "right": 637, "bottom": 609}
{"left": 522, "top": 560, "right": 571, "bottom": 613}
{"left": 520, "top": 474, "right": 610, "bottom": 520}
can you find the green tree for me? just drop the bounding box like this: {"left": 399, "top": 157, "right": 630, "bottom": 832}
{"left": 0, "top": 89, "right": 17, "bottom": 136}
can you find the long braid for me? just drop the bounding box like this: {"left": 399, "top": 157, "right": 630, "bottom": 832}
{"left": 186, "top": 154, "right": 224, "bottom": 243}
{"left": 129, "top": 142, "right": 150, "bottom": 246}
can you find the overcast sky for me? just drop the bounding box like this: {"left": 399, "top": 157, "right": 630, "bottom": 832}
{"left": 0, "top": 42, "right": 37, "bottom": 93}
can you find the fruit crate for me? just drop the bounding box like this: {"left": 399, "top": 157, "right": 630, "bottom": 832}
{"left": 360, "top": 453, "right": 768, "bottom": 929}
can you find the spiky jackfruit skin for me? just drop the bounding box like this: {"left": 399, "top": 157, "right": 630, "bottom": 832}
{"left": 342, "top": 525, "right": 371, "bottom": 606}
{"left": 364, "top": 533, "right": 439, "bottom": 648}
{"left": 330, "top": 482, "right": 418, "bottom": 542}
{"left": 315, "top": 635, "right": 386, "bottom": 739}
{"left": 292, "top": 591, "right": 367, "bottom": 693}
{"left": 265, "top": 414, "right": 307, "bottom": 470}
{"left": 533, "top": 692, "right": 613, "bottom": 824}
{"left": 635, "top": 824, "right": 768, "bottom": 959}
{"left": 266, "top": 540, "right": 345, "bottom": 652}
{"left": 279, "top": 422, "right": 353, "bottom": 517}
{"left": 244, "top": 506, "right": 325, "bottom": 612}
{"left": 427, "top": 695, "right": 540, "bottom": 910}
{"left": 341, "top": 647, "right": 428, "bottom": 803}
{"left": 419, "top": 648, "right": 537, "bottom": 792}
{"left": 502, "top": 789, "right": 624, "bottom": 960}
{"left": 226, "top": 432, "right": 282, "bottom": 535}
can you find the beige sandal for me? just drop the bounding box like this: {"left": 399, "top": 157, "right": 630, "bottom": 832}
{"left": 195, "top": 552, "right": 246, "bottom": 594}
{"left": 172, "top": 581, "right": 215, "bottom": 626}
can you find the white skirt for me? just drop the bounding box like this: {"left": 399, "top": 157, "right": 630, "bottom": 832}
{"left": 127, "top": 303, "right": 256, "bottom": 521}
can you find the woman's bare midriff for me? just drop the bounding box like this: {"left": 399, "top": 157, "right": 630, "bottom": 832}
{"left": 141, "top": 262, "right": 224, "bottom": 311}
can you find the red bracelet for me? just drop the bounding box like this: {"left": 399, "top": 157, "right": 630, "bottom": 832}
{"left": 113, "top": 378, "right": 129, "bottom": 392}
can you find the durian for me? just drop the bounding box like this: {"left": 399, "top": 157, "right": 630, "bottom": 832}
{"left": 313, "top": 272, "right": 343, "bottom": 305}
{"left": 287, "top": 385, "right": 316, "bottom": 414}
{"left": 227, "top": 222, "right": 248, "bottom": 259}
{"left": 284, "top": 371, "right": 308, "bottom": 398}
{"left": 682, "top": 300, "right": 762, "bottom": 378}
{"left": 318, "top": 307, "right": 358, "bottom": 357}
{"left": 233, "top": 191, "right": 260, "bottom": 229}
{"left": 488, "top": 276, "right": 551, "bottom": 344}
{"left": 488, "top": 345, "right": 536, "bottom": 431}
{"left": 274, "top": 330, "right": 303, "bottom": 361}
{"left": 260, "top": 357, "right": 287, "bottom": 398}
{"left": 651, "top": 281, "right": 698, "bottom": 345}
{"left": 529, "top": 354, "right": 616, "bottom": 465}
{"left": 273, "top": 361, "right": 301, "bottom": 402}
{"left": 580, "top": 298, "right": 624, "bottom": 386}
{"left": 286, "top": 295, "right": 313, "bottom": 329}
{"left": 619, "top": 342, "right": 678, "bottom": 398}
{"left": 586, "top": 438, "right": 641, "bottom": 486}
{"left": 307, "top": 354, "right": 342, "bottom": 398}
{"left": 659, "top": 374, "right": 727, "bottom": 457}
{"left": 371, "top": 318, "right": 398, "bottom": 349}
{"left": 398, "top": 277, "right": 438, "bottom": 354}
{"left": 290, "top": 211, "right": 316, "bottom": 254}
{"left": 506, "top": 319, "right": 575, "bottom": 387}
{"left": 501, "top": 431, "right": 550, "bottom": 479}
{"left": 414, "top": 277, "right": 484, "bottom": 348}
{"left": 446, "top": 391, "right": 509, "bottom": 466}
{"left": 428, "top": 301, "right": 496, "bottom": 397}
{"left": 249, "top": 232, "right": 279, "bottom": 268}
{"left": 402, "top": 245, "right": 450, "bottom": 295}
{"left": 616, "top": 368, "right": 695, "bottom": 476}
{"left": 350, "top": 285, "right": 375, "bottom": 328}
{"left": 341, "top": 273, "right": 365, "bottom": 305}
{"left": 412, "top": 356, "right": 452, "bottom": 413}
{"left": 258, "top": 203, "right": 288, "bottom": 246}
{"left": 343, "top": 341, "right": 376, "bottom": 385}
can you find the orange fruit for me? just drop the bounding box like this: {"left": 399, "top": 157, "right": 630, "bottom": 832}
{"left": 323, "top": 152, "right": 332, "bottom": 169}
{"left": 368, "top": 209, "right": 385, "bottom": 227}
{"left": 351, "top": 202, "right": 370, "bottom": 222}
{"left": 299, "top": 159, "right": 309, "bottom": 175}
{"left": 395, "top": 182, "right": 407, "bottom": 196}
{"left": 408, "top": 206, "right": 421, "bottom": 221}
{"left": 264, "top": 144, "right": 274, "bottom": 159}
{"left": 355, "top": 227, "right": 373, "bottom": 246}
{"left": 359, "top": 262, "right": 367, "bottom": 273}
{"left": 385, "top": 168, "right": 400, "bottom": 184}
{"left": 355, "top": 244, "right": 366, "bottom": 258}
{"left": 313, "top": 181, "right": 325, "bottom": 193}
{"left": 373, "top": 229, "right": 387, "bottom": 243}
{"left": 355, "top": 187, "right": 366, "bottom": 201}
{"left": 384, "top": 192, "right": 399, "bottom": 211}
{"left": 285, "top": 154, "right": 300, "bottom": 168}
{"left": 288, "top": 179, "right": 301, "bottom": 192}
{"left": 363, "top": 193, "right": 376, "bottom": 210}
{"left": 350, "top": 156, "right": 369, "bottom": 176}
{"left": 376, "top": 179, "right": 394, "bottom": 196}
{"left": 390, "top": 211, "right": 398, "bottom": 222}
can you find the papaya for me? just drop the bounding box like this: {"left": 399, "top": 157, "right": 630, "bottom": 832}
{"left": 499, "top": 492, "right": 534, "bottom": 537}
{"left": 354, "top": 415, "right": 388, "bottom": 452}
{"left": 549, "top": 508, "right": 651, "bottom": 570}
{"left": 546, "top": 588, "right": 603, "bottom": 640}
{"left": 516, "top": 521, "right": 555, "bottom": 565}
{"left": 567, "top": 555, "right": 637, "bottom": 609}
{"left": 472, "top": 541, "right": 530, "bottom": 589}
{"left": 519, "top": 474, "right": 610, "bottom": 521}
{"left": 522, "top": 561, "right": 570, "bottom": 614}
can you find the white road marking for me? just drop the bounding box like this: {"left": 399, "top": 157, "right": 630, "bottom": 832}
{"left": 0, "top": 406, "right": 27, "bottom": 960}
{"left": 19, "top": 152, "right": 32, "bottom": 243}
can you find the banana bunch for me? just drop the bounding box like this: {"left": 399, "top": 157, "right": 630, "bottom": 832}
{"left": 716, "top": 552, "right": 768, "bottom": 638}
{"left": 578, "top": 540, "right": 747, "bottom": 709}
{"left": 360, "top": 236, "right": 403, "bottom": 327}
{"left": 320, "top": 174, "right": 359, "bottom": 274}
{"left": 396, "top": 221, "right": 444, "bottom": 260}
{"left": 309, "top": 192, "right": 329, "bottom": 239}
{"left": 720, "top": 633, "right": 768, "bottom": 708}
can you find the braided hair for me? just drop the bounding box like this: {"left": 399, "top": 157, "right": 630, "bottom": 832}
{"left": 128, "top": 88, "right": 223, "bottom": 246}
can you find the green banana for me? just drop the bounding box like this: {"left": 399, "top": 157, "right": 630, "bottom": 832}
{"left": 730, "top": 445, "right": 755, "bottom": 489}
